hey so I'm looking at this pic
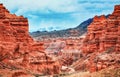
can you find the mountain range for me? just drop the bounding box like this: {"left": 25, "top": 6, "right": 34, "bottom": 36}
{"left": 30, "top": 18, "right": 93, "bottom": 39}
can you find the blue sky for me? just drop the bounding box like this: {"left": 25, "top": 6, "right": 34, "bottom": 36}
{"left": 0, "top": 0, "right": 120, "bottom": 32}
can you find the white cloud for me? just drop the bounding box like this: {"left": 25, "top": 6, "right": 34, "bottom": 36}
{"left": 0, "top": 0, "right": 79, "bottom": 15}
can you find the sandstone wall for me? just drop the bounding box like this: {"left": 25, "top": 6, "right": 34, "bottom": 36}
{"left": 82, "top": 5, "right": 120, "bottom": 53}
{"left": 79, "top": 5, "right": 120, "bottom": 72}
{"left": 0, "top": 4, "right": 60, "bottom": 76}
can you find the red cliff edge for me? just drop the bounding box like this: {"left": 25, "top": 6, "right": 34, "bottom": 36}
{"left": 0, "top": 4, "right": 60, "bottom": 76}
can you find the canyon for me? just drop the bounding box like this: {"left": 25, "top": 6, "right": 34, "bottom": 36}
{"left": 0, "top": 3, "right": 120, "bottom": 77}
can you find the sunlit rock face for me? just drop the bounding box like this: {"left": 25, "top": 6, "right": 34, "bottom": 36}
{"left": 82, "top": 5, "right": 120, "bottom": 53}
{"left": 79, "top": 5, "right": 120, "bottom": 72}
{"left": 0, "top": 4, "right": 60, "bottom": 76}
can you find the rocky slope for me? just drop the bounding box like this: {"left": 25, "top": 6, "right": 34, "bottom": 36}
{"left": 0, "top": 4, "right": 60, "bottom": 76}
{"left": 61, "top": 66, "right": 120, "bottom": 77}
{"left": 73, "top": 5, "right": 120, "bottom": 73}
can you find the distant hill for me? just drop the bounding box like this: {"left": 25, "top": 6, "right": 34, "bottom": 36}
{"left": 30, "top": 18, "right": 93, "bottom": 40}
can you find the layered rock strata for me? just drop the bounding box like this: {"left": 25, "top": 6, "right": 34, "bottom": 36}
{"left": 0, "top": 4, "right": 60, "bottom": 76}
{"left": 82, "top": 5, "right": 120, "bottom": 53}
{"left": 80, "top": 5, "right": 120, "bottom": 72}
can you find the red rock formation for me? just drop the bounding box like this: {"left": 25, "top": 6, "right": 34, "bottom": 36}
{"left": 43, "top": 37, "right": 84, "bottom": 66}
{"left": 0, "top": 3, "right": 60, "bottom": 76}
{"left": 82, "top": 5, "right": 120, "bottom": 53}
{"left": 80, "top": 5, "right": 120, "bottom": 72}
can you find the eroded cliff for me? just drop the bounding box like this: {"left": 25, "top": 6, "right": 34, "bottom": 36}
{"left": 0, "top": 4, "right": 60, "bottom": 76}
{"left": 74, "top": 5, "right": 120, "bottom": 72}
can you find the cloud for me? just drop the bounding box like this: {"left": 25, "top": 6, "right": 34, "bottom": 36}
{"left": 0, "top": 0, "right": 120, "bottom": 32}
{"left": 1, "top": 0, "right": 78, "bottom": 14}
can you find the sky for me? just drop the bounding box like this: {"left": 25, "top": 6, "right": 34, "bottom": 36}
{"left": 0, "top": 0, "right": 120, "bottom": 32}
